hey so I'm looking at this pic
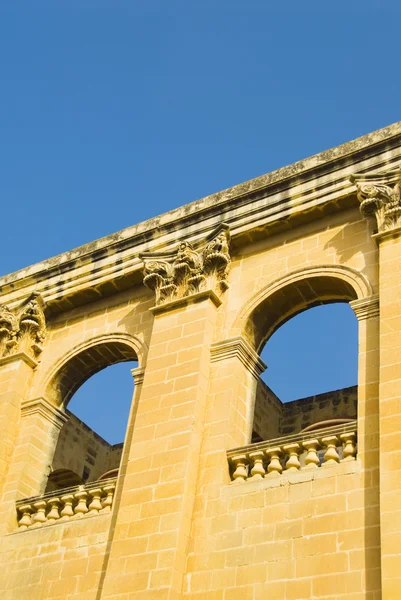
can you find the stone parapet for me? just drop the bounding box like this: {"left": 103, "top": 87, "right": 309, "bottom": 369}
{"left": 227, "top": 420, "right": 357, "bottom": 483}
{"left": 15, "top": 477, "right": 117, "bottom": 531}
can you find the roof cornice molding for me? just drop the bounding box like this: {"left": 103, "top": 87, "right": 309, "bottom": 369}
{"left": 1, "top": 122, "right": 401, "bottom": 310}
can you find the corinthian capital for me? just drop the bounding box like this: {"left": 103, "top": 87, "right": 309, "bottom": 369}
{"left": 140, "top": 224, "right": 231, "bottom": 305}
{"left": 0, "top": 292, "right": 46, "bottom": 362}
{"left": 350, "top": 167, "right": 401, "bottom": 234}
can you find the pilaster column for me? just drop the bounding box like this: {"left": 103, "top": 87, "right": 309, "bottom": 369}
{"left": 353, "top": 168, "right": 401, "bottom": 599}
{"left": 350, "top": 295, "right": 381, "bottom": 593}
{"left": 117, "top": 366, "right": 146, "bottom": 480}
{"left": 377, "top": 233, "right": 401, "bottom": 600}
{"left": 0, "top": 293, "right": 47, "bottom": 495}
{"left": 184, "top": 335, "right": 266, "bottom": 589}
{"left": 0, "top": 397, "right": 68, "bottom": 535}
{"left": 350, "top": 295, "right": 380, "bottom": 464}
{"left": 101, "top": 225, "right": 231, "bottom": 600}
{"left": 0, "top": 354, "right": 37, "bottom": 495}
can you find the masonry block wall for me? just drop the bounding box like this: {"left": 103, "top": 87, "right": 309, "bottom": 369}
{"left": 252, "top": 382, "right": 358, "bottom": 442}
{"left": 0, "top": 122, "right": 400, "bottom": 599}
{"left": 48, "top": 411, "right": 124, "bottom": 489}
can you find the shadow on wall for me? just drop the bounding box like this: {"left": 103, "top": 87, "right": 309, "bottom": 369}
{"left": 323, "top": 220, "right": 373, "bottom": 270}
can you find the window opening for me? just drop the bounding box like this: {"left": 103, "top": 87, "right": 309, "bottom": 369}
{"left": 252, "top": 303, "right": 358, "bottom": 443}
{"left": 46, "top": 361, "right": 136, "bottom": 492}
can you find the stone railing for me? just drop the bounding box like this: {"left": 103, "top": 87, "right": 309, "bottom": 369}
{"left": 227, "top": 421, "right": 357, "bottom": 483}
{"left": 15, "top": 477, "right": 117, "bottom": 530}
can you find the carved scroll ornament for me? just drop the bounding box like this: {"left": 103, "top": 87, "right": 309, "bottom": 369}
{"left": 350, "top": 167, "right": 401, "bottom": 234}
{"left": 0, "top": 292, "right": 46, "bottom": 362}
{"left": 141, "top": 224, "right": 231, "bottom": 305}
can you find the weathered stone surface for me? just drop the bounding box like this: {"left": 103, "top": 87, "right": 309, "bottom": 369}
{"left": 351, "top": 166, "right": 401, "bottom": 233}
{"left": 0, "top": 292, "right": 46, "bottom": 362}
{"left": 0, "top": 121, "right": 400, "bottom": 599}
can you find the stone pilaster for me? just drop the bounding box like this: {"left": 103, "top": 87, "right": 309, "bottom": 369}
{"left": 350, "top": 295, "right": 381, "bottom": 592}
{"left": 0, "top": 293, "right": 47, "bottom": 497}
{"left": 353, "top": 168, "right": 401, "bottom": 598}
{"left": 0, "top": 396, "right": 68, "bottom": 535}
{"left": 101, "top": 232, "right": 231, "bottom": 600}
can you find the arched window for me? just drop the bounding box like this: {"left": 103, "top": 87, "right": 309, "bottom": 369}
{"left": 44, "top": 338, "right": 138, "bottom": 493}
{"left": 251, "top": 303, "right": 358, "bottom": 443}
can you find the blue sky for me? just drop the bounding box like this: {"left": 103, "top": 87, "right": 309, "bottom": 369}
{"left": 0, "top": 2, "right": 397, "bottom": 442}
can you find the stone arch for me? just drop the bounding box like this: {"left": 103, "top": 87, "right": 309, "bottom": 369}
{"left": 43, "top": 333, "right": 146, "bottom": 408}
{"left": 235, "top": 265, "right": 372, "bottom": 352}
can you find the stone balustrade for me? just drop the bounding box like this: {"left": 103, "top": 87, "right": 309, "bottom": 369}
{"left": 227, "top": 421, "right": 357, "bottom": 483}
{"left": 15, "top": 477, "right": 117, "bottom": 530}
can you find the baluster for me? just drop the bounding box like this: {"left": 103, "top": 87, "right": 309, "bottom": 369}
{"left": 302, "top": 439, "right": 320, "bottom": 468}
{"left": 60, "top": 494, "right": 75, "bottom": 519}
{"left": 74, "top": 491, "right": 89, "bottom": 516}
{"left": 102, "top": 483, "right": 116, "bottom": 512}
{"left": 265, "top": 447, "right": 283, "bottom": 477}
{"left": 230, "top": 454, "right": 248, "bottom": 483}
{"left": 32, "top": 500, "right": 47, "bottom": 526}
{"left": 283, "top": 443, "right": 301, "bottom": 472}
{"left": 47, "top": 498, "right": 61, "bottom": 521}
{"left": 18, "top": 504, "right": 33, "bottom": 529}
{"left": 340, "top": 432, "right": 357, "bottom": 461}
{"left": 249, "top": 450, "right": 266, "bottom": 479}
{"left": 88, "top": 488, "right": 103, "bottom": 513}
{"left": 321, "top": 435, "right": 340, "bottom": 466}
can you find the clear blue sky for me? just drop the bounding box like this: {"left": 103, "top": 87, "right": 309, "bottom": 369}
{"left": 0, "top": 2, "right": 397, "bottom": 442}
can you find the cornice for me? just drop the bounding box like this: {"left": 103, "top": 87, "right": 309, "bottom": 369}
{"left": 1, "top": 122, "right": 401, "bottom": 312}
{"left": 21, "top": 398, "right": 69, "bottom": 429}
{"left": 350, "top": 295, "right": 380, "bottom": 320}
{"left": 0, "top": 352, "right": 38, "bottom": 369}
{"left": 210, "top": 336, "right": 266, "bottom": 379}
{"left": 372, "top": 224, "right": 401, "bottom": 243}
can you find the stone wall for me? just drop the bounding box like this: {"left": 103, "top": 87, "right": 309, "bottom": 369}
{"left": 0, "top": 122, "right": 399, "bottom": 598}
{"left": 48, "top": 411, "right": 123, "bottom": 490}
{"left": 252, "top": 379, "right": 282, "bottom": 442}
{"left": 281, "top": 385, "right": 358, "bottom": 435}
{"left": 253, "top": 382, "right": 358, "bottom": 441}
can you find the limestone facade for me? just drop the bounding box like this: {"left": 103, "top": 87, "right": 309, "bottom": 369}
{"left": 0, "top": 122, "right": 401, "bottom": 598}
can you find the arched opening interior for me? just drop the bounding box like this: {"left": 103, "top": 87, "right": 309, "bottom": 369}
{"left": 244, "top": 274, "right": 360, "bottom": 444}
{"left": 45, "top": 340, "right": 137, "bottom": 492}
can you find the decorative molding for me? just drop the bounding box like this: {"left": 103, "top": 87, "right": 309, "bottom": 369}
{"left": 210, "top": 336, "right": 267, "bottom": 379}
{"left": 0, "top": 292, "right": 46, "bottom": 364}
{"left": 350, "top": 167, "right": 401, "bottom": 235}
{"left": 2, "top": 124, "right": 401, "bottom": 313}
{"left": 350, "top": 295, "right": 380, "bottom": 321}
{"left": 131, "top": 366, "right": 145, "bottom": 386}
{"left": 150, "top": 289, "right": 222, "bottom": 316}
{"left": 141, "top": 224, "right": 231, "bottom": 306}
{"left": 372, "top": 224, "right": 401, "bottom": 242}
{"left": 0, "top": 351, "right": 38, "bottom": 369}
{"left": 21, "top": 398, "right": 69, "bottom": 430}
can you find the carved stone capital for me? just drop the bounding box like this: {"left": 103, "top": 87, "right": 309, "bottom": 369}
{"left": 350, "top": 167, "right": 401, "bottom": 235}
{"left": 0, "top": 292, "right": 46, "bottom": 363}
{"left": 21, "top": 398, "right": 69, "bottom": 430}
{"left": 140, "top": 224, "right": 231, "bottom": 306}
{"left": 350, "top": 295, "right": 380, "bottom": 321}
{"left": 210, "top": 336, "right": 267, "bottom": 379}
